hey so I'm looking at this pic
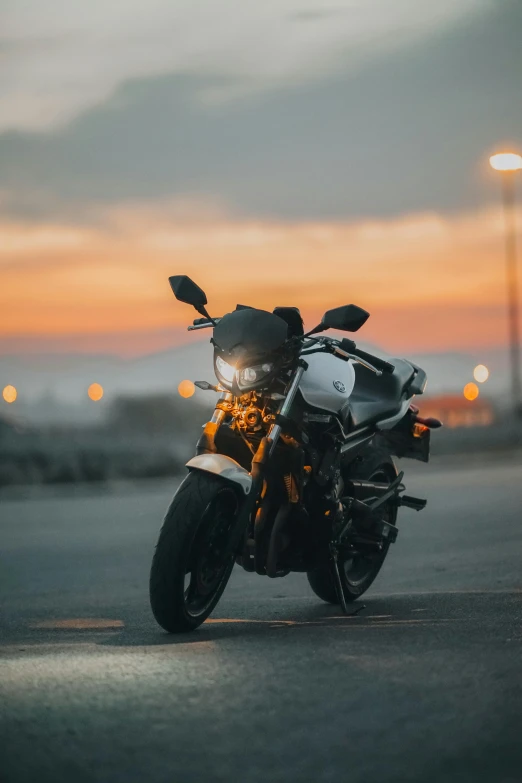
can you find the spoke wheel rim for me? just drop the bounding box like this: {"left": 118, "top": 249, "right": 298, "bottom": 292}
{"left": 183, "top": 487, "right": 239, "bottom": 618}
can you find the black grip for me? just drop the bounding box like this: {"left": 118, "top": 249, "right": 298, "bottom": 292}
{"left": 193, "top": 317, "right": 211, "bottom": 326}
{"left": 354, "top": 348, "right": 395, "bottom": 374}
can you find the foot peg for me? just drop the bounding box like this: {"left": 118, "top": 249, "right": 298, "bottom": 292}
{"left": 397, "top": 494, "right": 427, "bottom": 511}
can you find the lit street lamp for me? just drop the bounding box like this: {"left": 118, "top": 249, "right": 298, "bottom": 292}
{"left": 489, "top": 152, "right": 522, "bottom": 416}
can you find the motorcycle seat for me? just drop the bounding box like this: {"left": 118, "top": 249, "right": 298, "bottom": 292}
{"left": 343, "top": 358, "right": 416, "bottom": 429}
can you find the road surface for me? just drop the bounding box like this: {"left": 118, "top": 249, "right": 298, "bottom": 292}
{"left": 1, "top": 458, "right": 521, "bottom": 783}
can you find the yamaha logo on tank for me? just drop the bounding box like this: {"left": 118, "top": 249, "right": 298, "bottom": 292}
{"left": 333, "top": 380, "right": 346, "bottom": 393}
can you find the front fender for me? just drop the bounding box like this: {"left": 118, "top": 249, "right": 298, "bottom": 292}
{"left": 186, "top": 454, "right": 252, "bottom": 495}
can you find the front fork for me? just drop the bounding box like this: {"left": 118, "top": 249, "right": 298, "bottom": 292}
{"left": 266, "top": 361, "right": 307, "bottom": 454}
{"left": 196, "top": 360, "right": 307, "bottom": 463}
{"left": 195, "top": 361, "right": 308, "bottom": 540}
{"left": 195, "top": 391, "right": 234, "bottom": 456}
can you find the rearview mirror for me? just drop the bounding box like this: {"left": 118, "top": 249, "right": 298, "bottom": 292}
{"left": 169, "top": 275, "right": 207, "bottom": 307}
{"left": 321, "top": 304, "right": 369, "bottom": 332}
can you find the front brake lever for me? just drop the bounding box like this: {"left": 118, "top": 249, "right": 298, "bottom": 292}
{"left": 336, "top": 350, "right": 383, "bottom": 376}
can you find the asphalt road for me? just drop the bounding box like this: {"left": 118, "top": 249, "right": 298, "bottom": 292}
{"left": 1, "top": 458, "right": 521, "bottom": 783}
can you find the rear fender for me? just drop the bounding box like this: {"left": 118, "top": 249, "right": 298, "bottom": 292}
{"left": 186, "top": 454, "right": 252, "bottom": 495}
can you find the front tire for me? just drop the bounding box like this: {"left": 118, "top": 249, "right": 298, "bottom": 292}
{"left": 307, "top": 447, "right": 398, "bottom": 605}
{"left": 149, "top": 471, "right": 240, "bottom": 633}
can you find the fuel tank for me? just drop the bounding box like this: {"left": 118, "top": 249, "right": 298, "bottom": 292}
{"left": 299, "top": 352, "right": 355, "bottom": 415}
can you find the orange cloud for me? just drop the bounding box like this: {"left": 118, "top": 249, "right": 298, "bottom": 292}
{"left": 0, "top": 203, "right": 518, "bottom": 356}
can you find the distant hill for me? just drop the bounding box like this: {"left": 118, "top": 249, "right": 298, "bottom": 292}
{"left": 0, "top": 339, "right": 512, "bottom": 424}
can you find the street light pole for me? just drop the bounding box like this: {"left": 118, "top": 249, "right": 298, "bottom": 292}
{"left": 501, "top": 173, "right": 521, "bottom": 415}
{"left": 489, "top": 152, "right": 522, "bottom": 417}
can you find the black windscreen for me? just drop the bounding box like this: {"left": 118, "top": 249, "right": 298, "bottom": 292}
{"left": 212, "top": 308, "right": 288, "bottom": 364}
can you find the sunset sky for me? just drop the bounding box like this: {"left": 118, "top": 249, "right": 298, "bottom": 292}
{"left": 1, "top": 0, "right": 521, "bottom": 358}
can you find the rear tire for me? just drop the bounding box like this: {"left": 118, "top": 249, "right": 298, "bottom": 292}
{"left": 307, "top": 447, "right": 397, "bottom": 605}
{"left": 149, "top": 471, "right": 240, "bottom": 633}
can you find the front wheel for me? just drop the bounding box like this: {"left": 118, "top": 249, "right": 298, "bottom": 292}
{"left": 307, "top": 447, "right": 398, "bottom": 605}
{"left": 149, "top": 471, "right": 240, "bottom": 633}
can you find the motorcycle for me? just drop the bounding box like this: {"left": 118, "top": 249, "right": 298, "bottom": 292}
{"left": 149, "top": 275, "right": 441, "bottom": 632}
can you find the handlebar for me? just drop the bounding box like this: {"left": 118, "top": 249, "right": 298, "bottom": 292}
{"left": 333, "top": 338, "right": 394, "bottom": 374}
{"left": 187, "top": 318, "right": 394, "bottom": 376}
{"left": 188, "top": 317, "right": 222, "bottom": 331}
{"left": 349, "top": 346, "right": 395, "bottom": 375}
{"left": 301, "top": 337, "right": 395, "bottom": 376}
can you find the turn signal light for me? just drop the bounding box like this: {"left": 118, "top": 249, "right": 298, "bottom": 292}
{"left": 414, "top": 415, "right": 443, "bottom": 429}
{"left": 413, "top": 423, "right": 430, "bottom": 439}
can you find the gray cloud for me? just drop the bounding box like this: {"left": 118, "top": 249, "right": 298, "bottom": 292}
{"left": 1, "top": 0, "right": 483, "bottom": 131}
{"left": 288, "top": 8, "right": 348, "bottom": 22}
{"left": 0, "top": 1, "right": 520, "bottom": 223}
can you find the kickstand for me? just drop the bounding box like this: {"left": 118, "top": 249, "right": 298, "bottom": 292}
{"left": 331, "top": 546, "right": 349, "bottom": 615}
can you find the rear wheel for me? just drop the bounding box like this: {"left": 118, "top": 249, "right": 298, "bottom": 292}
{"left": 307, "top": 447, "right": 397, "bottom": 604}
{"left": 149, "top": 471, "right": 240, "bottom": 632}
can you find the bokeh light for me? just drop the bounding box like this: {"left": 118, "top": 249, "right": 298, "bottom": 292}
{"left": 178, "top": 380, "right": 195, "bottom": 398}
{"left": 88, "top": 382, "right": 104, "bottom": 402}
{"left": 2, "top": 384, "right": 17, "bottom": 403}
{"left": 473, "top": 364, "right": 489, "bottom": 383}
{"left": 463, "top": 382, "right": 479, "bottom": 401}
{"left": 489, "top": 152, "right": 522, "bottom": 172}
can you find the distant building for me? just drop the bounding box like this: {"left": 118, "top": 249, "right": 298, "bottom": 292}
{"left": 418, "top": 395, "right": 494, "bottom": 429}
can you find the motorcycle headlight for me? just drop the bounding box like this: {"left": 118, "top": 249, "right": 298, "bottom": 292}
{"left": 214, "top": 355, "right": 274, "bottom": 391}
{"left": 238, "top": 363, "right": 273, "bottom": 389}
{"left": 214, "top": 355, "right": 236, "bottom": 388}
